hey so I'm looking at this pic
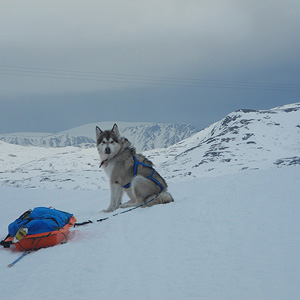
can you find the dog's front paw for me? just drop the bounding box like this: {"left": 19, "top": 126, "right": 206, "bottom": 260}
{"left": 118, "top": 203, "right": 127, "bottom": 209}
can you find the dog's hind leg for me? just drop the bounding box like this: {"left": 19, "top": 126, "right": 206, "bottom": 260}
{"left": 120, "top": 176, "right": 149, "bottom": 208}
{"left": 130, "top": 175, "right": 161, "bottom": 207}
{"left": 120, "top": 187, "right": 139, "bottom": 208}
{"left": 103, "top": 183, "right": 123, "bottom": 212}
{"left": 144, "top": 191, "right": 174, "bottom": 207}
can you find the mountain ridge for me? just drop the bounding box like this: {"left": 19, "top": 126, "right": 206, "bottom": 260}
{"left": 148, "top": 102, "right": 300, "bottom": 181}
{"left": 0, "top": 122, "right": 198, "bottom": 152}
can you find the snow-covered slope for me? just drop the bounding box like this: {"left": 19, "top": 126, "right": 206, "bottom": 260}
{"left": 0, "top": 103, "right": 299, "bottom": 190}
{"left": 0, "top": 168, "right": 299, "bottom": 300}
{"left": 0, "top": 122, "right": 198, "bottom": 152}
{"left": 148, "top": 102, "right": 300, "bottom": 181}
{"left": 0, "top": 103, "right": 300, "bottom": 300}
{"left": 0, "top": 142, "right": 102, "bottom": 190}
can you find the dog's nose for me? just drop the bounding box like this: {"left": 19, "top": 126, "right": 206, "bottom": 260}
{"left": 105, "top": 147, "right": 111, "bottom": 154}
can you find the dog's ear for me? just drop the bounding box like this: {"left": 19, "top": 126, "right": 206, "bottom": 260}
{"left": 96, "top": 126, "right": 103, "bottom": 139}
{"left": 112, "top": 124, "right": 120, "bottom": 136}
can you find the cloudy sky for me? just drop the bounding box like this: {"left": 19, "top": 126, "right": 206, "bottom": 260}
{"left": 1, "top": 0, "right": 299, "bottom": 134}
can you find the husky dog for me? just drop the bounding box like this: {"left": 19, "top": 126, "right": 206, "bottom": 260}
{"left": 96, "top": 124, "right": 174, "bottom": 212}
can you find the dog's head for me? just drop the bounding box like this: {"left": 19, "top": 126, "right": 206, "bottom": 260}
{"left": 96, "top": 124, "right": 122, "bottom": 160}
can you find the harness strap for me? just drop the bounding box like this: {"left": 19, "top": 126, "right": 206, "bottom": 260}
{"left": 123, "top": 182, "right": 131, "bottom": 189}
{"left": 123, "top": 156, "right": 164, "bottom": 191}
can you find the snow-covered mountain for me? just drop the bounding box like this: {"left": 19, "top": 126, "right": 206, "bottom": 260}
{"left": 147, "top": 102, "right": 300, "bottom": 180}
{"left": 0, "top": 122, "right": 198, "bottom": 152}
{"left": 0, "top": 132, "right": 95, "bottom": 148}
{"left": 0, "top": 102, "right": 299, "bottom": 190}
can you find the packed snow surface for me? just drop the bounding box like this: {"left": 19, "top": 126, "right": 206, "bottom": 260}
{"left": 0, "top": 103, "right": 300, "bottom": 299}
{"left": 1, "top": 168, "right": 300, "bottom": 300}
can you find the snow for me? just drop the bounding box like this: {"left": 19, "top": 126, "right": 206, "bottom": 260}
{"left": 1, "top": 167, "right": 300, "bottom": 300}
{"left": 1, "top": 102, "right": 300, "bottom": 299}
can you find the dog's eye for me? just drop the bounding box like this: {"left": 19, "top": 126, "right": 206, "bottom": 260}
{"left": 109, "top": 141, "right": 115, "bottom": 144}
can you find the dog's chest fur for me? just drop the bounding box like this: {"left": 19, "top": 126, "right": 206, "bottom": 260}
{"left": 103, "top": 161, "right": 116, "bottom": 178}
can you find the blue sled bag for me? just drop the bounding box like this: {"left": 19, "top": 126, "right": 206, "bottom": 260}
{"left": 8, "top": 207, "right": 73, "bottom": 237}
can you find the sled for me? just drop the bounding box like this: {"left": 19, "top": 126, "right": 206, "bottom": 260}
{"left": 4, "top": 216, "right": 77, "bottom": 251}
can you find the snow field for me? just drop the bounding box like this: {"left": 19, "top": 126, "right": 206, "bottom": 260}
{"left": 1, "top": 166, "right": 300, "bottom": 300}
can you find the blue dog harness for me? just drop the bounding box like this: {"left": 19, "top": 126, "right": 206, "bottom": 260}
{"left": 123, "top": 155, "right": 164, "bottom": 192}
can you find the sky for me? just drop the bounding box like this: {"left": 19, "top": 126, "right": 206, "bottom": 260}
{"left": 1, "top": 0, "right": 300, "bottom": 134}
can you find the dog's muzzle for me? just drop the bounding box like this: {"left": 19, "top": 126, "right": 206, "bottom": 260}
{"left": 105, "top": 147, "right": 111, "bottom": 154}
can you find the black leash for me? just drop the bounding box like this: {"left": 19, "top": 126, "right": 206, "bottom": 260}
{"left": 74, "top": 194, "right": 159, "bottom": 227}
{"left": 0, "top": 234, "right": 13, "bottom": 248}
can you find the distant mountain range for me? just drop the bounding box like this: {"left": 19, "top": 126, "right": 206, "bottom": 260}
{"left": 0, "top": 103, "right": 299, "bottom": 190}
{"left": 0, "top": 122, "right": 198, "bottom": 152}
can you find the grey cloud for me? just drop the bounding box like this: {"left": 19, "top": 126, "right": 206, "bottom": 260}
{"left": 0, "top": 0, "right": 299, "bottom": 133}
